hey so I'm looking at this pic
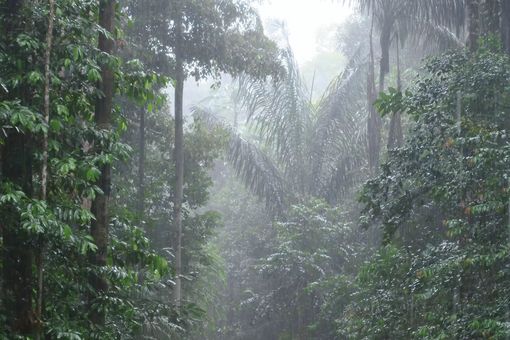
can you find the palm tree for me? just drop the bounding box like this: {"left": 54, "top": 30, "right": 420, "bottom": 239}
{"left": 355, "top": 0, "right": 466, "bottom": 89}
{"left": 195, "top": 48, "right": 369, "bottom": 213}
{"left": 351, "top": 0, "right": 466, "bottom": 157}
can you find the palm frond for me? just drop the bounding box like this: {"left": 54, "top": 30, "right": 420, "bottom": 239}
{"left": 350, "top": 0, "right": 466, "bottom": 27}
{"left": 237, "top": 48, "right": 311, "bottom": 189}
{"left": 228, "top": 136, "right": 290, "bottom": 215}
{"left": 412, "top": 21, "right": 464, "bottom": 51}
{"left": 192, "top": 106, "right": 290, "bottom": 215}
{"left": 349, "top": 0, "right": 466, "bottom": 46}
{"left": 309, "top": 50, "right": 369, "bottom": 202}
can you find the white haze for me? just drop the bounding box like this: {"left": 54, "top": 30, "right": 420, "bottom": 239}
{"left": 182, "top": 0, "right": 353, "bottom": 112}
{"left": 256, "top": 0, "right": 353, "bottom": 64}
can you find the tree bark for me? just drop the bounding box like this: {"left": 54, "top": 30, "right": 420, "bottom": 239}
{"left": 40, "top": 0, "right": 55, "bottom": 203}
{"left": 367, "top": 13, "right": 381, "bottom": 172}
{"left": 1, "top": 0, "right": 36, "bottom": 335}
{"left": 2, "top": 134, "right": 34, "bottom": 334}
{"left": 387, "top": 32, "right": 403, "bottom": 150}
{"left": 502, "top": 0, "right": 510, "bottom": 54}
{"left": 484, "top": 0, "right": 501, "bottom": 35}
{"left": 89, "top": 0, "right": 116, "bottom": 326}
{"left": 137, "top": 109, "right": 145, "bottom": 218}
{"left": 379, "top": 19, "right": 392, "bottom": 93}
{"left": 387, "top": 112, "right": 403, "bottom": 151}
{"left": 35, "top": 0, "right": 56, "bottom": 336}
{"left": 173, "top": 8, "right": 185, "bottom": 308}
{"left": 467, "top": 0, "right": 481, "bottom": 51}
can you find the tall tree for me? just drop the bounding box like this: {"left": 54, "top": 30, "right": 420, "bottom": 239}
{"left": 0, "top": 0, "right": 36, "bottom": 334}
{"left": 173, "top": 1, "right": 185, "bottom": 306}
{"left": 503, "top": 0, "right": 510, "bottom": 53}
{"left": 196, "top": 48, "right": 368, "bottom": 211}
{"left": 122, "top": 0, "right": 171, "bottom": 221}
{"left": 387, "top": 31, "right": 403, "bottom": 150}
{"left": 0, "top": 0, "right": 178, "bottom": 337}
{"left": 367, "top": 13, "right": 381, "bottom": 171}
{"left": 467, "top": 0, "right": 481, "bottom": 50}
{"left": 137, "top": 108, "right": 145, "bottom": 217}
{"left": 36, "top": 0, "right": 55, "bottom": 335}
{"left": 167, "top": 0, "right": 281, "bottom": 306}
{"left": 469, "top": 0, "right": 510, "bottom": 52}
{"left": 356, "top": 46, "right": 510, "bottom": 340}
{"left": 89, "top": 0, "right": 116, "bottom": 326}
{"left": 352, "top": 0, "right": 466, "bottom": 157}
{"left": 484, "top": 0, "right": 501, "bottom": 34}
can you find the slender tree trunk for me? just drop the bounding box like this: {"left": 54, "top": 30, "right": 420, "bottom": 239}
{"left": 379, "top": 19, "right": 392, "bottom": 93}
{"left": 367, "top": 13, "right": 381, "bottom": 172}
{"left": 1, "top": 0, "right": 36, "bottom": 335}
{"left": 137, "top": 108, "right": 145, "bottom": 218}
{"left": 484, "top": 0, "right": 501, "bottom": 35}
{"left": 40, "top": 0, "right": 55, "bottom": 203}
{"left": 173, "top": 8, "right": 185, "bottom": 308}
{"left": 89, "top": 0, "right": 116, "bottom": 326}
{"left": 388, "top": 32, "right": 403, "bottom": 150}
{"left": 467, "top": 0, "right": 481, "bottom": 51}
{"left": 502, "top": 0, "right": 510, "bottom": 54}
{"left": 35, "top": 0, "right": 56, "bottom": 336}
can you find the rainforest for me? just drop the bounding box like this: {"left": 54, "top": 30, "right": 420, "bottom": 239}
{"left": 1, "top": 0, "right": 510, "bottom": 339}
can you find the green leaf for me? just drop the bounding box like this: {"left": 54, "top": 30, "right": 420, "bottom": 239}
{"left": 87, "top": 68, "right": 101, "bottom": 82}
{"left": 86, "top": 167, "right": 101, "bottom": 182}
{"left": 27, "top": 71, "right": 43, "bottom": 85}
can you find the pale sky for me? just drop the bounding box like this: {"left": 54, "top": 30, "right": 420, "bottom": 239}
{"left": 256, "top": 0, "right": 353, "bottom": 64}
{"left": 182, "top": 0, "right": 354, "bottom": 112}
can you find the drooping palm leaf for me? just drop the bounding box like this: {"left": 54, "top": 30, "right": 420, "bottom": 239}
{"left": 196, "top": 39, "right": 371, "bottom": 208}
{"left": 349, "top": 0, "right": 466, "bottom": 48}
{"left": 227, "top": 135, "right": 290, "bottom": 214}
{"left": 351, "top": 0, "right": 466, "bottom": 29}
{"left": 310, "top": 49, "right": 369, "bottom": 202}
{"left": 237, "top": 48, "right": 311, "bottom": 193}
{"left": 192, "top": 106, "right": 290, "bottom": 215}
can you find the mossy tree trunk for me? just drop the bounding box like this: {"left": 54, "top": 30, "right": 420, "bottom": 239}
{"left": 89, "top": 0, "right": 116, "bottom": 327}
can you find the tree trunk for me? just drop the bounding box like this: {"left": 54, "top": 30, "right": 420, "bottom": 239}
{"left": 137, "top": 108, "right": 145, "bottom": 218}
{"left": 1, "top": 0, "right": 36, "bottom": 335}
{"left": 89, "top": 0, "right": 116, "bottom": 326}
{"left": 502, "top": 0, "right": 510, "bottom": 54}
{"left": 484, "top": 0, "right": 501, "bottom": 35}
{"left": 467, "top": 0, "right": 481, "bottom": 51}
{"left": 36, "top": 0, "right": 56, "bottom": 336}
{"left": 387, "top": 32, "right": 403, "bottom": 150}
{"left": 387, "top": 114, "right": 403, "bottom": 151}
{"left": 173, "top": 8, "right": 185, "bottom": 308}
{"left": 40, "top": 0, "right": 55, "bottom": 203}
{"left": 379, "top": 19, "right": 392, "bottom": 93}
{"left": 2, "top": 134, "right": 34, "bottom": 335}
{"left": 367, "top": 14, "right": 381, "bottom": 172}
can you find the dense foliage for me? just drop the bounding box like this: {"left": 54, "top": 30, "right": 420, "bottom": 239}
{"left": 350, "top": 46, "right": 510, "bottom": 339}
{"left": 197, "top": 2, "right": 510, "bottom": 340}
{"left": 0, "top": 1, "right": 174, "bottom": 338}
{"left": 0, "top": 0, "right": 277, "bottom": 338}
